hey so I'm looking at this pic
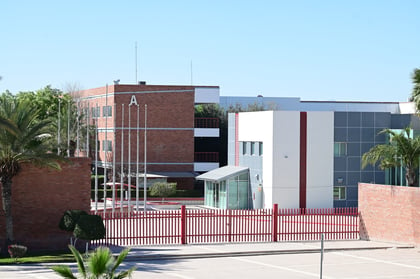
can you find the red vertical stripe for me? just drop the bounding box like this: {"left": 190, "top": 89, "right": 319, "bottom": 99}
{"left": 300, "top": 112, "right": 307, "bottom": 209}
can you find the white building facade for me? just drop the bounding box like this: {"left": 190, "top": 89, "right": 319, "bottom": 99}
{"left": 198, "top": 99, "right": 420, "bottom": 209}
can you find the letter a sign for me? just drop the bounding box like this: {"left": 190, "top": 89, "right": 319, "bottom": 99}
{"left": 129, "top": 95, "right": 138, "bottom": 106}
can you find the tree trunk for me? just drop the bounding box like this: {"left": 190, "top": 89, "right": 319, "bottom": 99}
{"left": 1, "top": 178, "right": 14, "bottom": 249}
{"left": 405, "top": 167, "right": 417, "bottom": 186}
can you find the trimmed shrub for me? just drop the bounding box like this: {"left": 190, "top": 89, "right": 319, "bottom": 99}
{"left": 59, "top": 210, "right": 88, "bottom": 232}
{"left": 8, "top": 245, "right": 27, "bottom": 262}
{"left": 150, "top": 182, "right": 177, "bottom": 199}
{"left": 173, "top": 189, "right": 203, "bottom": 197}
{"left": 73, "top": 215, "right": 106, "bottom": 241}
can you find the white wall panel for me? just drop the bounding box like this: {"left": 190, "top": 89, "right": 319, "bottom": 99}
{"left": 238, "top": 112, "right": 274, "bottom": 207}
{"left": 271, "top": 111, "right": 300, "bottom": 208}
{"left": 306, "top": 111, "right": 334, "bottom": 208}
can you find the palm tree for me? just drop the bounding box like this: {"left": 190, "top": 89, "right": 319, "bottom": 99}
{"left": 410, "top": 68, "right": 420, "bottom": 112}
{"left": 362, "top": 127, "right": 420, "bottom": 186}
{"left": 0, "top": 94, "right": 63, "bottom": 247}
{"left": 52, "top": 245, "right": 135, "bottom": 279}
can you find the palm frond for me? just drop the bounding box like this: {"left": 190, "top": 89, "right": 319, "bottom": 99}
{"left": 361, "top": 144, "right": 397, "bottom": 169}
{"left": 111, "top": 248, "right": 130, "bottom": 274}
{"left": 115, "top": 266, "right": 137, "bottom": 279}
{"left": 69, "top": 245, "right": 87, "bottom": 278}
{"left": 51, "top": 265, "right": 77, "bottom": 279}
{"left": 88, "top": 246, "right": 114, "bottom": 277}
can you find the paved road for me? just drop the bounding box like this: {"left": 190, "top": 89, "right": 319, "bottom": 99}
{"left": 1, "top": 241, "right": 419, "bottom": 279}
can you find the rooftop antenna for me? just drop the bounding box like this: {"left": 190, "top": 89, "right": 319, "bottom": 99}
{"left": 190, "top": 60, "right": 193, "bottom": 85}
{"left": 135, "top": 42, "right": 138, "bottom": 84}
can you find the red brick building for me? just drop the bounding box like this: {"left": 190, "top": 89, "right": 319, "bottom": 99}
{"left": 77, "top": 83, "right": 220, "bottom": 190}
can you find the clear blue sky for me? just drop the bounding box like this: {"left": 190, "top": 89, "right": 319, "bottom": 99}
{"left": 1, "top": 0, "right": 419, "bottom": 101}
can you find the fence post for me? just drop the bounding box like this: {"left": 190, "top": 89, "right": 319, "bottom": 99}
{"left": 180, "top": 205, "right": 187, "bottom": 244}
{"left": 272, "top": 203, "right": 278, "bottom": 242}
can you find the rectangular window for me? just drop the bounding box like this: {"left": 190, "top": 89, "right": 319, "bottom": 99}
{"left": 259, "top": 142, "right": 263, "bottom": 156}
{"left": 103, "top": 106, "right": 112, "bottom": 117}
{"left": 102, "top": 140, "right": 112, "bottom": 152}
{"left": 334, "top": 142, "right": 347, "bottom": 156}
{"left": 242, "top": 142, "right": 247, "bottom": 155}
{"left": 333, "top": 186, "right": 346, "bottom": 200}
{"left": 83, "top": 108, "right": 89, "bottom": 117}
{"left": 91, "top": 107, "right": 100, "bottom": 118}
{"left": 251, "top": 142, "right": 255, "bottom": 155}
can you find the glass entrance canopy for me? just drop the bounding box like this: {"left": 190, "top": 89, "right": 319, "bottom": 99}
{"left": 196, "top": 166, "right": 250, "bottom": 209}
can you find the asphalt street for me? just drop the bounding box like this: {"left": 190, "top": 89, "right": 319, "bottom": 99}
{"left": 0, "top": 241, "right": 419, "bottom": 279}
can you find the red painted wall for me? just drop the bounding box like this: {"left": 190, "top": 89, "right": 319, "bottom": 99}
{"left": 0, "top": 158, "right": 91, "bottom": 251}
{"left": 359, "top": 182, "right": 420, "bottom": 245}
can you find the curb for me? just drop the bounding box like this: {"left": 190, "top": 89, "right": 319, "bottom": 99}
{"left": 125, "top": 245, "right": 415, "bottom": 261}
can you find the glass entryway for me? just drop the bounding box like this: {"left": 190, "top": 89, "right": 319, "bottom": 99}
{"left": 203, "top": 172, "right": 249, "bottom": 209}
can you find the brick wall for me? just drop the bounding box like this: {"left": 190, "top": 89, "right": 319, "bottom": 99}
{"left": 359, "top": 182, "right": 420, "bottom": 245}
{"left": 0, "top": 158, "right": 91, "bottom": 251}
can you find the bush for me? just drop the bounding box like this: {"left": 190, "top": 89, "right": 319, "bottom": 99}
{"left": 8, "top": 245, "right": 27, "bottom": 262}
{"left": 91, "top": 189, "right": 151, "bottom": 200}
{"left": 59, "top": 210, "right": 89, "bottom": 232}
{"left": 150, "top": 182, "right": 177, "bottom": 199}
{"left": 73, "top": 215, "right": 106, "bottom": 241}
{"left": 173, "top": 189, "right": 203, "bottom": 197}
{"left": 91, "top": 188, "right": 202, "bottom": 199}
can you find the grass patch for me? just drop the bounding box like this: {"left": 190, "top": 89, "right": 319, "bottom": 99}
{"left": 0, "top": 250, "right": 73, "bottom": 265}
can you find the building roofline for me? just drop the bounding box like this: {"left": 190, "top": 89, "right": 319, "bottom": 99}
{"left": 301, "top": 100, "right": 406, "bottom": 104}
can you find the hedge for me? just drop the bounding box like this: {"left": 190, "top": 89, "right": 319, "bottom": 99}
{"left": 91, "top": 189, "right": 202, "bottom": 199}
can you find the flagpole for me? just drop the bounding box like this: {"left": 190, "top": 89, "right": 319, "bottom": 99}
{"left": 143, "top": 104, "right": 147, "bottom": 213}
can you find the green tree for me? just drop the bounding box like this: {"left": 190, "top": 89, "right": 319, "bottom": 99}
{"left": 0, "top": 94, "right": 64, "bottom": 248}
{"left": 16, "top": 86, "right": 89, "bottom": 157}
{"left": 410, "top": 68, "right": 420, "bottom": 112}
{"left": 52, "top": 245, "right": 135, "bottom": 279}
{"left": 362, "top": 127, "right": 420, "bottom": 186}
{"left": 16, "top": 85, "right": 67, "bottom": 120}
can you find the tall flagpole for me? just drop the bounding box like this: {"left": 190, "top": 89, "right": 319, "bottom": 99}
{"left": 94, "top": 103, "right": 99, "bottom": 213}
{"left": 143, "top": 104, "right": 147, "bottom": 213}
{"left": 67, "top": 100, "right": 70, "bottom": 157}
{"left": 136, "top": 105, "right": 140, "bottom": 211}
{"left": 86, "top": 103, "right": 90, "bottom": 157}
{"left": 128, "top": 102, "right": 132, "bottom": 213}
{"left": 103, "top": 85, "right": 108, "bottom": 214}
{"left": 120, "top": 104, "right": 125, "bottom": 212}
{"left": 112, "top": 104, "right": 116, "bottom": 215}
{"left": 76, "top": 101, "right": 80, "bottom": 157}
{"left": 57, "top": 98, "right": 61, "bottom": 155}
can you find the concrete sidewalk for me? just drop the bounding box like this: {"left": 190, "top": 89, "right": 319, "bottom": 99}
{"left": 112, "top": 240, "right": 414, "bottom": 261}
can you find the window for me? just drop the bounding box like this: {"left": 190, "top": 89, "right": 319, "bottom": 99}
{"left": 102, "top": 140, "right": 112, "bottom": 152}
{"left": 82, "top": 108, "right": 89, "bottom": 117}
{"left": 334, "top": 142, "right": 347, "bottom": 156}
{"left": 91, "top": 107, "right": 100, "bottom": 118}
{"left": 259, "top": 142, "right": 263, "bottom": 156}
{"left": 103, "top": 106, "right": 112, "bottom": 117}
{"left": 333, "top": 186, "right": 346, "bottom": 200}
{"left": 251, "top": 142, "right": 255, "bottom": 155}
{"left": 242, "top": 142, "right": 247, "bottom": 155}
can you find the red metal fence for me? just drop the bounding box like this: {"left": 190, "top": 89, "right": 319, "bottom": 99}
{"left": 91, "top": 204, "right": 359, "bottom": 246}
